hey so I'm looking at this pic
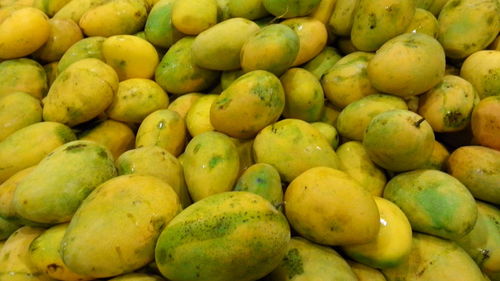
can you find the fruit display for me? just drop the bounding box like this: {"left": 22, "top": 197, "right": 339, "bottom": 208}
{"left": 0, "top": 0, "right": 499, "bottom": 280}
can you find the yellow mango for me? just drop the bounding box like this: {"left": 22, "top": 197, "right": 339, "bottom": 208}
{"left": 185, "top": 94, "right": 217, "bottom": 137}
{"left": 0, "top": 7, "right": 50, "bottom": 60}
{"left": 328, "top": 0, "right": 359, "bottom": 36}
{"left": 311, "top": 0, "right": 337, "bottom": 24}
{"left": 135, "top": 109, "right": 186, "bottom": 156}
{"left": 348, "top": 261, "right": 387, "bottom": 281}
{"left": 102, "top": 35, "right": 158, "bottom": 81}
{"left": 145, "top": 0, "right": 184, "bottom": 48}
{"left": 53, "top": 0, "right": 107, "bottom": 23}
{"left": 0, "top": 58, "right": 47, "bottom": 100}
{"left": 116, "top": 146, "right": 191, "bottom": 208}
{"left": 0, "top": 92, "right": 42, "bottom": 142}
{"left": 167, "top": 93, "right": 203, "bottom": 119}
{"left": 61, "top": 175, "right": 181, "bottom": 278}
{"left": 405, "top": 8, "right": 439, "bottom": 38}
{"left": 461, "top": 50, "right": 500, "bottom": 99}
{"left": 0, "top": 122, "right": 76, "bottom": 183}
{"left": 285, "top": 167, "right": 380, "bottom": 245}
{"left": 79, "top": 120, "right": 135, "bottom": 159}
{"left": 57, "top": 37, "right": 105, "bottom": 74}
{"left": 471, "top": 96, "right": 500, "bottom": 150}
{"left": 33, "top": 18, "right": 84, "bottom": 63}
{"left": 182, "top": 131, "right": 239, "bottom": 201}
{"left": 282, "top": 17, "right": 327, "bottom": 66}
{"left": 171, "top": 0, "right": 218, "bottom": 35}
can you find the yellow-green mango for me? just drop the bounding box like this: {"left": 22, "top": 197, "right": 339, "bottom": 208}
{"left": 0, "top": 92, "right": 42, "bottom": 142}
{"left": 0, "top": 58, "right": 47, "bottom": 100}
{"left": 13, "top": 140, "right": 117, "bottom": 224}
{"left": 29, "top": 224, "right": 93, "bottom": 281}
{"left": 43, "top": 62, "right": 58, "bottom": 88}
{"left": 310, "top": 122, "right": 339, "bottom": 149}
{"left": 446, "top": 146, "right": 500, "bottom": 205}
{"left": 284, "top": 167, "right": 379, "bottom": 245}
{"left": 336, "top": 141, "right": 386, "bottom": 196}
{"left": 471, "top": 96, "right": 500, "bottom": 150}
{"left": 0, "top": 226, "right": 51, "bottom": 281}
{"left": 135, "top": 109, "right": 186, "bottom": 157}
{"left": 182, "top": 131, "right": 239, "bottom": 201}
{"left": 57, "top": 37, "right": 105, "bottom": 74}
{"left": 42, "top": 58, "right": 118, "bottom": 127}
{"left": 0, "top": 167, "right": 36, "bottom": 222}
{"left": 220, "top": 70, "right": 244, "bottom": 90}
{"left": 231, "top": 138, "right": 255, "bottom": 175}
{"left": 262, "top": 0, "right": 321, "bottom": 18}
{"left": 145, "top": 0, "right": 184, "bottom": 49}
{"left": 79, "top": 0, "right": 148, "bottom": 37}
{"left": 342, "top": 197, "right": 412, "bottom": 269}
{"left": 461, "top": 50, "right": 500, "bottom": 99}
{"left": 155, "top": 191, "right": 290, "bottom": 281}
{"left": 216, "top": 0, "right": 231, "bottom": 21}
{"left": 210, "top": 70, "right": 285, "bottom": 139}
{"left": 348, "top": 261, "right": 387, "bottom": 281}
{"left": 382, "top": 233, "right": 486, "bottom": 281}
{"left": 185, "top": 94, "right": 217, "bottom": 137}
{"left": 253, "top": 119, "right": 340, "bottom": 182}
{"left": 418, "top": 140, "right": 449, "bottom": 170}
{"left": 267, "top": 237, "right": 358, "bottom": 281}
{"left": 336, "top": 94, "right": 408, "bottom": 141}
{"left": 319, "top": 102, "right": 341, "bottom": 126}
{"left": 303, "top": 46, "right": 342, "bottom": 79}
{"left": 227, "top": 0, "right": 268, "bottom": 19}
{"left": 116, "top": 146, "right": 191, "bottom": 208}
{"left": 363, "top": 110, "right": 435, "bottom": 171}
{"left": 310, "top": 0, "right": 337, "bottom": 24}
{"left": 240, "top": 24, "right": 299, "bottom": 76}
{"left": 328, "top": 0, "right": 359, "bottom": 36}
{"left": 53, "top": 0, "right": 107, "bottom": 23}
{"left": 322, "top": 51, "right": 378, "bottom": 108}
{"left": 281, "top": 68, "right": 324, "bottom": 122}
{"left": 418, "top": 75, "right": 476, "bottom": 132}
{"left": 351, "top": 0, "right": 415, "bottom": 51}
{"left": 61, "top": 175, "right": 181, "bottom": 278}
{"left": 384, "top": 169, "right": 478, "bottom": 240}
{"left": 192, "top": 18, "right": 260, "bottom": 71}
{"left": 281, "top": 17, "right": 328, "bottom": 66}
{"left": 455, "top": 201, "right": 500, "bottom": 280}
{"left": 33, "top": 18, "right": 84, "bottom": 63}
{"left": 172, "top": 0, "right": 218, "bottom": 35}
{"left": 33, "top": 0, "right": 72, "bottom": 16}
{"left": 155, "top": 37, "right": 220, "bottom": 95}
{"left": 109, "top": 273, "right": 165, "bottom": 281}
{"left": 0, "top": 122, "right": 76, "bottom": 183}
{"left": 167, "top": 92, "right": 203, "bottom": 119}
{"left": 0, "top": 216, "right": 19, "bottom": 241}
{"left": 367, "top": 32, "right": 446, "bottom": 97}
{"left": 427, "top": 0, "right": 448, "bottom": 14}
{"left": 437, "top": 0, "right": 500, "bottom": 59}
{"left": 405, "top": 8, "right": 439, "bottom": 38}
{"left": 107, "top": 79, "right": 169, "bottom": 124}
{"left": 234, "top": 163, "right": 282, "bottom": 208}
{"left": 79, "top": 120, "right": 135, "bottom": 160}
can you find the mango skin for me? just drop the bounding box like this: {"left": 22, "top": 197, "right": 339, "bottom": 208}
{"left": 446, "top": 146, "right": 500, "bottom": 205}
{"left": 437, "top": 0, "right": 500, "bottom": 59}
{"left": 383, "top": 233, "right": 486, "bottom": 281}
{"left": 418, "top": 140, "right": 449, "bottom": 171}
{"left": 285, "top": 167, "right": 380, "bottom": 246}
{"left": 348, "top": 261, "right": 387, "bottom": 281}
{"left": 109, "top": 273, "right": 165, "bottom": 281}
{"left": 0, "top": 58, "right": 48, "bottom": 100}
{"left": 79, "top": 120, "right": 135, "bottom": 160}
{"left": 267, "top": 237, "right": 358, "bottom": 281}
{"left": 192, "top": 17, "right": 260, "bottom": 71}
{"left": 0, "top": 167, "right": 36, "bottom": 222}
{"left": 0, "top": 215, "right": 19, "bottom": 241}
{"left": 281, "top": 17, "right": 328, "bottom": 66}
{"left": 155, "top": 191, "right": 290, "bottom": 281}
{"left": 210, "top": 70, "right": 285, "bottom": 139}
{"left": 262, "top": 0, "right": 321, "bottom": 18}
{"left": 303, "top": 46, "right": 342, "bottom": 79}
{"left": 0, "top": 122, "right": 76, "bottom": 184}
{"left": 461, "top": 50, "right": 500, "bottom": 100}
{"left": 227, "top": 0, "right": 269, "bottom": 20}
{"left": 311, "top": 122, "right": 339, "bottom": 149}
{"left": 33, "top": 18, "right": 84, "bottom": 63}
{"left": 185, "top": 94, "right": 217, "bottom": 136}
{"left": 471, "top": 96, "right": 500, "bottom": 150}
{"left": 33, "top": 0, "right": 72, "bottom": 17}
{"left": 145, "top": 0, "right": 184, "bottom": 49}
{"left": 13, "top": 140, "right": 117, "bottom": 224}
{"left": 42, "top": 58, "right": 119, "bottom": 127}
{"left": 253, "top": 119, "right": 340, "bottom": 183}
{"left": 167, "top": 92, "right": 202, "bottom": 119}
{"left": 0, "top": 92, "right": 42, "bottom": 142}
{"left": 405, "top": 8, "right": 439, "bottom": 38}
{"left": 351, "top": 0, "right": 415, "bottom": 51}
{"left": 182, "top": 131, "right": 240, "bottom": 202}
{"left": 116, "top": 146, "right": 191, "bottom": 208}
{"left": 29, "top": 223, "right": 93, "bottom": 281}
{"left": 61, "top": 175, "right": 181, "bottom": 278}
{"left": 234, "top": 163, "right": 282, "bottom": 208}
{"left": 155, "top": 37, "right": 220, "bottom": 95}
{"left": 384, "top": 169, "right": 478, "bottom": 240}
{"left": 328, "top": 0, "right": 359, "bottom": 36}
{"left": 171, "top": 0, "right": 218, "bottom": 35}
{"left": 57, "top": 37, "right": 105, "bottom": 74}
{"left": 367, "top": 32, "right": 446, "bottom": 97}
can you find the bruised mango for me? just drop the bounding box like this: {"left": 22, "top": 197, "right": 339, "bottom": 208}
{"left": 0, "top": 92, "right": 42, "bottom": 142}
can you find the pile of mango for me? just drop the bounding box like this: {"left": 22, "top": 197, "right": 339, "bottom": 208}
{"left": 0, "top": 0, "right": 499, "bottom": 280}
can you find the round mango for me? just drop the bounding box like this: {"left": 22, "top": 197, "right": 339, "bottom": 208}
{"left": 171, "top": 0, "right": 218, "bottom": 35}
{"left": 234, "top": 163, "right": 282, "bottom": 208}
{"left": 460, "top": 50, "right": 500, "bottom": 99}
{"left": 0, "top": 58, "right": 47, "bottom": 100}
{"left": 262, "top": 0, "right": 321, "bottom": 18}
{"left": 471, "top": 96, "right": 500, "bottom": 150}
{"left": 32, "top": 18, "right": 83, "bottom": 63}
{"left": 281, "top": 17, "right": 328, "bottom": 66}
{"left": 0, "top": 92, "right": 42, "bottom": 142}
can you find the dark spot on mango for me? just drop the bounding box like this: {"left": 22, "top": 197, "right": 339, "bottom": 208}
{"left": 443, "top": 111, "right": 465, "bottom": 128}
{"left": 368, "top": 13, "right": 377, "bottom": 29}
{"left": 64, "top": 143, "right": 87, "bottom": 152}
{"left": 448, "top": 0, "right": 461, "bottom": 8}
{"left": 47, "top": 263, "right": 61, "bottom": 273}
{"left": 97, "top": 149, "right": 108, "bottom": 159}
{"left": 283, "top": 248, "right": 304, "bottom": 279}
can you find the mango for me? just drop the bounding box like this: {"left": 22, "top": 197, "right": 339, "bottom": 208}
{"left": 192, "top": 17, "right": 260, "bottom": 71}
{"left": 171, "top": 0, "right": 218, "bottom": 35}
{"left": 446, "top": 146, "right": 500, "bottom": 205}
{"left": 0, "top": 216, "right": 19, "bottom": 241}
{"left": 155, "top": 191, "right": 290, "bottom": 281}
{"left": 43, "top": 62, "right": 58, "bottom": 88}
{"left": 167, "top": 93, "right": 202, "bottom": 119}
{"left": 311, "top": 122, "right": 339, "bottom": 149}
{"left": 348, "top": 261, "right": 387, "bottom": 281}
{"left": 135, "top": 109, "right": 186, "bottom": 156}
{"left": 145, "top": 0, "right": 184, "bottom": 49}
{"left": 220, "top": 70, "right": 245, "bottom": 90}
{"left": 418, "top": 140, "right": 450, "bottom": 170}
{"left": 303, "top": 46, "right": 342, "bottom": 79}
{"left": 471, "top": 96, "right": 500, "bottom": 150}
{"left": 328, "top": 0, "right": 359, "bottom": 36}
{"left": 182, "top": 131, "right": 239, "bottom": 201}
{"left": 461, "top": 50, "right": 500, "bottom": 99}
{"left": 253, "top": 119, "right": 340, "bottom": 182}
{"left": 0, "top": 58, "right": 47, "bottom": 100}
{"left": 79, "top": 120, "right": 135, "bottom": 160}
{"left": 405, "top": 8, "right": 439, "bottom": 38}
{"left": 262, "top": 0, "right": 321, "bottom": 18}
{"left": 185, "top": 94, "right": 217, "bottom": 136}
{"left": 0, "top": 92, "right": 42, "bottom": 142}
{"left": 384, "top": 169, "right": 478, "bottom": 240}
{"left": 267, "top": 237, "right": 358, "bottom": 281}
{"left": 0, "top": 122, "right": 76, "bottom": 183}
{"left": 33, "top": 18, "right": 84, "bottom": 63}
{"left": 53, "top": 0, "right": 107, "bottom": 23}
{"left": 61, "top": 175, "right": 181, "bottom": 278}
{"left": 437, "top": 0, "right": 500, "bottom": 59}
{"left": 33, "top": 0, "right": 72, "bottom": 17}
{"left": 0, "top": 167, "right": 36, "bottom": 222}
{"left": 227, "top": 0, "right": 269, "bottom": 20}
{"left": 210, "top": 70, "right": 285, "bottom": 139}
{"left": 281, "top": 17, "right": 327, "bottom": 66}
{"left": 232, "top": 138, "right": 255, "bottom": 175}
{"left": 116, "top": 146, "right": 191, "bottom": 208}
{"left": 57, "top": 37, "right": 105, "bottom": 74}
{"left": 234, "top": 163, "right": 282, "bottom": 208}
{"left": 367, "top": 32, "right": 446, "bottom": 97}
